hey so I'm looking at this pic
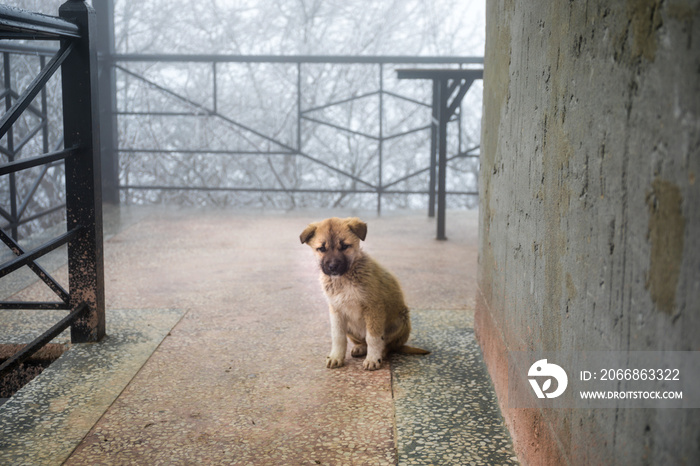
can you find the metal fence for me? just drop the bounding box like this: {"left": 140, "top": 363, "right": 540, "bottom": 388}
{"left": 0, "top": 0, "right": 106, "bottom": 378}
{"left": 106, "top": 54, "right": 483, "bottom": 216}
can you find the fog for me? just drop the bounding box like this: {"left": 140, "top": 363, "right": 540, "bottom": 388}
{"left": 1, "top": 0, "right": 485, "bottom": 237}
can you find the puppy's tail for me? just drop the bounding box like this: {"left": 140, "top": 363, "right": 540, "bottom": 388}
{"left": 396, "top": 345, "right": 430, "bottom": 355}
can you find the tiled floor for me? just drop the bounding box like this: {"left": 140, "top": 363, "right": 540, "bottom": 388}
{"left": 0, "top": 208, "right": 517, "bottom": 465}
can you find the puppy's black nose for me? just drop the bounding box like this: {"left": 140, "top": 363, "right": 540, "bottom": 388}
{"left": 322, "top": 257, "right": 347, "bottom": 276}
{"left": 327, "top": 260, "right": 341, "bottom": 273}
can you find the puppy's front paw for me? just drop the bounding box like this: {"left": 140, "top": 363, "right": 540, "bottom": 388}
{"left": 326, "top": 355, "right": 345, "bottom": 369}
{"left": 362, "top": 356, "right": 382, "bottom": 371}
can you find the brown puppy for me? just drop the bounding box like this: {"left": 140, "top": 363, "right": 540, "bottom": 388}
{"left": 300, "top": 217, "right": 429, "bottom": 371}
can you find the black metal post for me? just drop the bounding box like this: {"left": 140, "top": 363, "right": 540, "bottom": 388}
{"left": 3, "top": 53, "right": 18, "bottom": 239}
{"left": 94, "top": 0, "right": 119, "bottom": 204}
{"left": 40, "top": 55, "right": 49, "bottom": 155}
{"left": 428, "top": 79, "right": 438, "bottom": 218}
{"left": 59, "top": 0, "right": 106, "bottom": 342}
{"left": 436, "top": 78, "right": 448, "bottom": 240}
{"left": 457, "top": 65, "right": 463, "bottom": 153}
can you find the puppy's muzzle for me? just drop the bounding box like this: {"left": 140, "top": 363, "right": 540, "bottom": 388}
{"left": 322, "top": 255, "right": 349, "bottom": 276}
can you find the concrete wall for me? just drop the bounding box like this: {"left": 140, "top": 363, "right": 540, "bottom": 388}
{"left": 476, "top": 1, "right": 699, "bottom": 464}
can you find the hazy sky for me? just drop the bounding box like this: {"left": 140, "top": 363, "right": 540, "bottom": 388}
{"left": 6, "top": 0, "right": 485, "bottom": 56}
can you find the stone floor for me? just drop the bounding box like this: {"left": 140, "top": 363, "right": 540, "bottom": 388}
{"left": 0, "top": 207, "right": 517, "bottom": 465}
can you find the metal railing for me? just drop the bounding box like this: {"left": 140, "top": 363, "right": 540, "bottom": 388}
{"left": 2, "top": 2, "right": 483, "bottom": 229}
{"left": 105, "top": 53, "right": 482, "bottom": 214}
{"left": 0, "top": 0, "right": 105, "bottom": 378}
{"left": 0, "top": 43, "right": 63, "bottom": 241}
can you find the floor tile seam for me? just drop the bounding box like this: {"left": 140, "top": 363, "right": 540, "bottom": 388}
{"left": 0, "top": 308, "right": 186, "bottom": 465}
{"left": 391, "top": 308, "right": 519, "bottom": 464}
{"left": 60, "top": 307, "right": 191, "bottom": 460}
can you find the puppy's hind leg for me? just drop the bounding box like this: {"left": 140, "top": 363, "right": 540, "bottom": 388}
{"left": 348, "top": 335, "right": 367, "bottom": 357}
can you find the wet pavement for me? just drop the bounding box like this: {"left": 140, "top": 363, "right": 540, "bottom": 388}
{"left": 0, "top": 207, "right": 517, "bottom": 465}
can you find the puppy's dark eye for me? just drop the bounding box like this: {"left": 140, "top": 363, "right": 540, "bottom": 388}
{"left": 317, "top": 246, "right": 327, "bottom": 253}
{"left": 339, "top": 243, "right": 350, "bottom": 251}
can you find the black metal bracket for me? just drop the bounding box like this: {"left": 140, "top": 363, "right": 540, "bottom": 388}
{"left": 397, "top": 68, "right": 484, "bottom": 240}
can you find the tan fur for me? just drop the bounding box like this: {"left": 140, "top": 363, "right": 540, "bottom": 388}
{"left": 300, "top": 217, "right": 429, "bottom": 370}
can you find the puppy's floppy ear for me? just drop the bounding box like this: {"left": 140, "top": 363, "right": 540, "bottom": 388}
{"left": 300, "top": 223, "right": 317, "bottom": 244}
{"left": 346, "top": 217, "right": 367, "bottom": 241}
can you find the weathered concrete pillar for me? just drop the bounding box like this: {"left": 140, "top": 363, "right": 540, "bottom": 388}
{"left": 477, "top": 1, "right": 699, "bottom": 464}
